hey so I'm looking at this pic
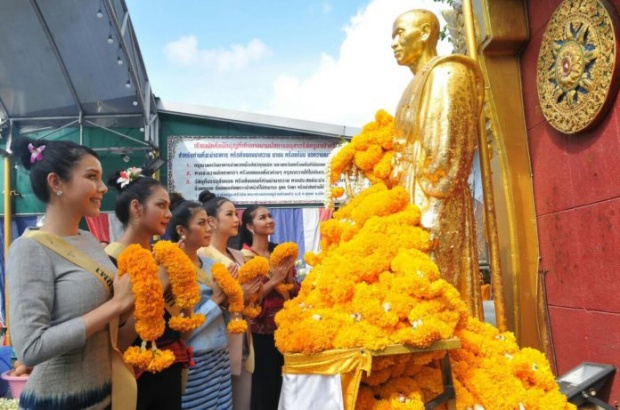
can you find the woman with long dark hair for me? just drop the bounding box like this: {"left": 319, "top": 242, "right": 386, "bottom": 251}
{"left": 239, "top": 205, "right": 296, "bottom": 410}
{"left": 106, "top": 168, "right": 190, "bottom": 410}
{"left": 198, "top": 190, "right": 261, "bottom": 410}
{"left": 7, "top": 136, "right": 135, "bottom": 409}
{"left": 167, "top": 193, "right": 233, "bottom": 409}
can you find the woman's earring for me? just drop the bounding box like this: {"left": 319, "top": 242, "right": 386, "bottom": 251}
{"left": 249, "top": 229, "right": 254, "bottom": 235}
{"left": 56, "top": 191, "right": 63, "bottom": 197}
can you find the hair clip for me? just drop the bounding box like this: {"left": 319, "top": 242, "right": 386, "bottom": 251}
{"left": 117, "top": 167, "right": 143, "bottom": 189}
{"left": 28, "top": 143, "right": 46, "bottom": 164}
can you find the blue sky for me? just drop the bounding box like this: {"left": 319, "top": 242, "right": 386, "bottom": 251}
{"left": 125, "top": 0, "right": 451, "bottom": 128}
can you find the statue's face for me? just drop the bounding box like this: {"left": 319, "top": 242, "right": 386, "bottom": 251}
{"left": 391, "top": 14, "right": 424, "bottom": 67}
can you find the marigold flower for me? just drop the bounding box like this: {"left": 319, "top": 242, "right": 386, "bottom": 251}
{"left": 118, "top": 244, "right": 172, "bottom": 371}
{"left": 270, "top": 242, "right": 299, "bottom": 266}
{"left": 330, "top": 187, "right": 345, "bottom": 198}
{"left": 227, "top": 316, "right": 248, "bottom": 334}
{"left": 238, "top": 256, "right": 270, "bottom": 284}
{"left": 275, "top": 109, "right": 573, "bottom": 410}
{"left": 242, "top": 305, "right": 262, "bottom": 319}
{"left": 152, "top": 240, "right": 205, "bottom": 333}
{"left": 211, "top": 263, "right": 248, "bottom": 333}
{"left": 153, "top": 241, "right": 201, "bottom": 309}
{"left": 168, "top": 314, "right": 206, "bottom": 332}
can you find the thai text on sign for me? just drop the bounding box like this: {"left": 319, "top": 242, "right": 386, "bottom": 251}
{"left": 167, "top": 136, "right": 340, "bottom": 205}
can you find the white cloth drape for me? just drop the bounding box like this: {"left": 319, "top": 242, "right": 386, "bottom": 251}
{"left": 278, "top": 374, "right": 344, "bottom": 410}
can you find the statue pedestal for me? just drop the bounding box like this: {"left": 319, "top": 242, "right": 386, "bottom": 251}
{"left": 279, "top": 338, "right": 461, "bottom": 410}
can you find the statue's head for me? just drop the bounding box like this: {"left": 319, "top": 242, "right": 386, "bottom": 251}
{"left": 391, "top": 9, "right": 439, "bottom": 67}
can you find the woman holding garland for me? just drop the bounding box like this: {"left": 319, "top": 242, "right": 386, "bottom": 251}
{"left": 7, "top": 136, "right": 135, "bottom": 409}
{"left": 106, "top": 168, "right": 190, "bottom": 410}
{"left": 167, "top": 193, "right": 233, "bottom": 409}
{"left": 198, "top": 190, "right": 261, "bottom": 410}
{"left": 239, "top": 206, "right": 297, "bottom": 410}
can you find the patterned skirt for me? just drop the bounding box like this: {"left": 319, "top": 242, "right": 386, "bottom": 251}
{"left": 182, "top": 347, "right": 233, "bottom": 410}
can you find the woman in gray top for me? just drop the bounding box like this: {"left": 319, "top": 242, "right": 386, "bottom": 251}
{"left": 7, "top": 136, "right": 134, "bottom": 409}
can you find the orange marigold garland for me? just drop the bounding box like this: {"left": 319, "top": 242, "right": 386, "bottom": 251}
{"left": 286, "top": 108, "right": 575, "bottom": 409}
{"left": 211, "top": 262, "right": 247, "bottom": 334}
{"left": 118, "top": 244, "right": 174, "bottom": 372}
{"left": 152, "top": 241, "right": 205, "bottom": 332}
{"left": 270, "top": 242, "right": 299, "bottom": 265}
{"left": 237, "top": 256, "right": 270, "bottom": 318}
{"left": 275, "top": 178, "right": 573, "bottom": 408}
{"left": 275, "top": 283, "right": 294, "bottom": 295}
{"left": 270, "top": 242, "right": 298, "bottom": 298}
{"left": 324, "top": 109, "right": 395, "bottom": 209}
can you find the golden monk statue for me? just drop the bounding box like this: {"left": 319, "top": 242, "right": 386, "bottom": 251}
{"left": 389, "top": 9, "right": 484, "bottom": 319}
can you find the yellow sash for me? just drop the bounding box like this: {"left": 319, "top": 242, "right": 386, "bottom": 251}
{"left": 195, "top": 266, "right": 212, "bottom": 287}
{"left": 26, "top": 231, "right": 137, "bottom": 410}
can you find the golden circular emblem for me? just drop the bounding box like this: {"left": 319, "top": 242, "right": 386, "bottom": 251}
{"left": 537, "top": 0, "right": 620, "bottom": 134}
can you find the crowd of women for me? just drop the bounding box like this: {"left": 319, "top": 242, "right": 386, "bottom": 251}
{"left": 6, "top": 135, "right": 299, "bottom": 410}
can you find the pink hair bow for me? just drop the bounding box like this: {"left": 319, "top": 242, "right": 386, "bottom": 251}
{"left": 28, "top": 143, "right": 46, "bottom": 164}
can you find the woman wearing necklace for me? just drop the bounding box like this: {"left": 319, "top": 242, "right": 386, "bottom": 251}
{"left": 106, "top": 169, "right": 190, "bottom": 410}
{"left": 168, "top": 193, "right": 233, "bottom": 410}
{"left": 239, "top": 206, "right": 296, "bottom": 410}
{"left": 198, "top": 190, "right": 261, "bottom": 410}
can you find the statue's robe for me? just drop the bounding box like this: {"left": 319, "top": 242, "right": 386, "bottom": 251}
{"left": 392, "top": 54, "right": 485, "bottom": 319}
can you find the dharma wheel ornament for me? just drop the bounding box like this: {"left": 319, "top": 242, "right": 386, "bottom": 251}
{"left": 537, "top": 0, "right": 620, "bottom": 134}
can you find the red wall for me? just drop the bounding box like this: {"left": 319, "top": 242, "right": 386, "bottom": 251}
{"left": 522, "top": 0, "right": 620, "bottom": 403}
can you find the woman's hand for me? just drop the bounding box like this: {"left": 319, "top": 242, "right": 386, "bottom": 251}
{"left": 286, "top": 265, "right": 296, "bottom": 283}
{"left": 211, "top": 278, "right": 227, "bottom": 307}
{"left": 227, "top": 262, "right": 239, "bottom": 279}
{"left": 271, "top": 257, "right": 295, "bottom": 284}
{"left": 12, "top": 360, "right": 32, "bottom": 377}
{"left": 241, "top": 277, "right": 262, "bottom": 303}
{"left": 112, "top": 273, "right": 134, "bottom": 314}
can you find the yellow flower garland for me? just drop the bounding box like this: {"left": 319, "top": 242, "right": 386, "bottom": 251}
{"left": 324, "top": 109, "right": 395, "bottom": 208}
{"left": 152, "top": 241, "right": 206, "bottom": 332}
{"left": 238, "top": 256, "right": 270, "bottom": 318}
{"left": 275, "top": 283, "right": 294, "bottom": 295}
{"left": 117, "top": 241, "right": 206, "bottom": 372}
{"left": 282, "top": 109, "right": 576, "bottom": 409}
{"left": 276, "top": 128, "right": 574, "bottom": 409}
{"left": 270, "top": 242, "right": 299, "bottom": 298}
{"left": 211, "top": 262, "right": 247, "bottom": 333}
{"left": 118, "top": 244, "right": 172, "bottom": 372}
{"left": 270, "top": 242, "right": 299, "bottom": 265}
{"left": 238, "top": 256, "right": 270, "bottom": 284}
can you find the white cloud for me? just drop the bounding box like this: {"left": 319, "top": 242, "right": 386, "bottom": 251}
{"left": 263, "top": 0, "right": 453, "bottom": 128}
{"left": 322, "top": 2, "right": 333, "bottom": 14}
{"left": 163, "top": 36, "right": 199, "bottom": 65}
{"left": 164, "top": 36, "right": 271, "bottom": 71}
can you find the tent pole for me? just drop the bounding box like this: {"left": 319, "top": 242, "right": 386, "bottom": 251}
{"left": 3, "top": 136, "right": 12, "bottom": 344}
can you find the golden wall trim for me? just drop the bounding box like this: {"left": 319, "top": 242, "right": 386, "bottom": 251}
{"left": 474, "top": 0, "right": 544, "bottom": 349}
